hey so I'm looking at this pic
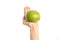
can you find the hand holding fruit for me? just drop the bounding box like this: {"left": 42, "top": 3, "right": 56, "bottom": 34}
{"left": 23, "top": 6, "right": 40, "bottom": 28}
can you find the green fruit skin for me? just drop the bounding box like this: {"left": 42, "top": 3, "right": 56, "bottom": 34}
{"left": 26, "top": 10, "right": 40, "bottom": 22}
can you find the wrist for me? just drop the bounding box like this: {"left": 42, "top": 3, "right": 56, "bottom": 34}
{"left": 29, "top": 24, "right": 38, "bottom": 30}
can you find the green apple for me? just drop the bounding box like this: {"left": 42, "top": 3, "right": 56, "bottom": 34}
{"left": 26, "top": 10, "right": 40, "bottom": 22}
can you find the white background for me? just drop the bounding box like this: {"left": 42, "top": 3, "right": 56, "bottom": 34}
{"left": 0, "top": 0, "right": 60, "bottom": 40}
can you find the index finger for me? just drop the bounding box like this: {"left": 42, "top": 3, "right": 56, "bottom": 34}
{"left": 24, "top": 6, "right": 30, "bottom": 18}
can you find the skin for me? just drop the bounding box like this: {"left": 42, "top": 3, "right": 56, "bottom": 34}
{"left": 23, "top": 6, "right": 39, "bottom": 40}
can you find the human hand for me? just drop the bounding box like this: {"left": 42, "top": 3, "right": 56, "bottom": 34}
{"left": 23, "top": 6, "right": 38, "bottom": 28}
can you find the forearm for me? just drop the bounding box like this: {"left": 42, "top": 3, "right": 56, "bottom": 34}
{"left": 30, "top": 25, "right": 39, "bottom": 40}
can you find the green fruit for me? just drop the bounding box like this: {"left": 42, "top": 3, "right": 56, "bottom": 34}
{"left": 26, "top": 10, "right": 40, "bottom": 22}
